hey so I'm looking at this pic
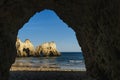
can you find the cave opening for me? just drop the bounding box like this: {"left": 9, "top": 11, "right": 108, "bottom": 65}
{"left": 10, "top": 10, "right": 86, "bottom": 80}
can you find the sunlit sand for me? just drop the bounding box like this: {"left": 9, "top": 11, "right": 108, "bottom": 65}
{"left": 10, "top": 66, "right": 85, "bottom": 71}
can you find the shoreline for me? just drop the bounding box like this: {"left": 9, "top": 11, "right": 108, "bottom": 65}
{"left": 10, "top": 67, "right": 93, "bottom": 80}
{"left": 10, "top": 66, "right": 86, "bottom": 71}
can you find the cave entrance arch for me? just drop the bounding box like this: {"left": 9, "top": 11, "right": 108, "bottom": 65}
{"left": 0, "top": 1, "right": 119, "bottom": 80}
{"left": 10, "top": 10, "right": 86, "bottom": 79}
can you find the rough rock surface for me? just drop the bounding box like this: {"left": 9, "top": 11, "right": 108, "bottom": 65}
{"left": 35, "top": 41, "right": 60, "bottom": 56}
{"left": 24, "top": 39, "right": 35, "bottom": 56}
{"left": 16, "top": 38, "right": 35, "bottom": 57}
{"left": 0, "top": 0, "right": 120, "bottom": 80}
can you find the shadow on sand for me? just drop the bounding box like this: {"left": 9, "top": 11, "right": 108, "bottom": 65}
{"left": 9, "top": 71, "right": 93, "bottom": 80}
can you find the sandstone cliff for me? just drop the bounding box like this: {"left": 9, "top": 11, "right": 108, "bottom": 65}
{"left": 16, "top": 38, "right": 60, "bottom": 57}
{"left": 24, "top": 39, "right": 35, "bottom": 56}
{"left": 35, "top": 41, "right": 61, "bottom": 56}
{"left": 16, "top": 38, "right": 35, "bottom": 57}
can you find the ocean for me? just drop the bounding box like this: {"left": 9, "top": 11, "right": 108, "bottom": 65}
{"left": 13, "top": 52, "right": 86, "bottom": 71}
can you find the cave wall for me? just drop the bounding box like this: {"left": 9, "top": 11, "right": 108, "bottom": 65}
{"left": 0, "top": 0, "right": 120, "bottom": 80}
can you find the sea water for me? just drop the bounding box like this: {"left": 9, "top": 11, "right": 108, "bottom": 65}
{"left": 13, "top": 52, "right": 86, "bottom": 71}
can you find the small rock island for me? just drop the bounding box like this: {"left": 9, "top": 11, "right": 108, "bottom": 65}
{"left": 16, "top": 38, "right": 60, "bottom": 57}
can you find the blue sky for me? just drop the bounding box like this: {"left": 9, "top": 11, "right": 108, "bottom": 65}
{"left": 18, "top": 10, "right": 81, "bottom": 52}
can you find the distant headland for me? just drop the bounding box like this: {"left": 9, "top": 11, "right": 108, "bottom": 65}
{"left": 16, "top": 38, "right": 61, "bottom": 57}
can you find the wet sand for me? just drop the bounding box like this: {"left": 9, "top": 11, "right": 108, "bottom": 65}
{"left": 10, "top": 66, "right": 85, "bottom": 71}
{"left": 9, "top": 67, "right": 93, "bottom": 80}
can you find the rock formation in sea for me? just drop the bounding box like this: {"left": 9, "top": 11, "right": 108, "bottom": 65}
{"left": 35, "top": 41, "right": 61, "bottom": 56}
{"left": 16, "top": 38, "right": 27, "bottom": 56}
{"left": 24, "top": 39, "right": 35, "bottom": 56}
{"left": 16, "top": 38, "right": 35, "bottom": 57}
{"left": 0, "top": 0, "right": 120, "bottom": 80}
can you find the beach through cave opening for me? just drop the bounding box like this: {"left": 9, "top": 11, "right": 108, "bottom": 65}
{"left": 11, "top": 10, "right": 86, "bottom": 72}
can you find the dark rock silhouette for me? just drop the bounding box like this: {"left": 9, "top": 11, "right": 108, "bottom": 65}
{"left": 0, "top": 0, "right": 120, "bottom": 80}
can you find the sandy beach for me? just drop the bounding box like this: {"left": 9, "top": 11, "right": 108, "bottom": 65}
{"left": 10, "top": 66, "right": 85, "bottom": 71}
{"left": 9, "top": 66, "right": 93, "bottom": 80}
{"left": 9, "top": 53, "right": 90, "bottom": 80}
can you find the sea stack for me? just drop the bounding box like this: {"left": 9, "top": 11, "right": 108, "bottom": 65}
{"left": 16, "top": 38, "right": 35, "bottom": 57}
{"left": 16, "top": 38, "right": 60, "bottom": 57}
{"left": 35, "top": 41, "right": 61, "bottom": 56}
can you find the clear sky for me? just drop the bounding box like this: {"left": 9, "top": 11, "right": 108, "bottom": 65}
{"left": 18, "top": 10, "right": 81, "bottom": 52}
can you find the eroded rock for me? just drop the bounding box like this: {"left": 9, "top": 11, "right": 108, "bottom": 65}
{"left": 35, "top": 41, "right": 61, "bottom": 56}
{"left": 16, "top": 38, "right": 35, "bottom": 57}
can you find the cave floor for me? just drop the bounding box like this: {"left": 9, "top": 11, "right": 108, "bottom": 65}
{"left": 9, "top": 71, "right": 94, "bottom": 80}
